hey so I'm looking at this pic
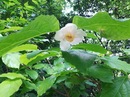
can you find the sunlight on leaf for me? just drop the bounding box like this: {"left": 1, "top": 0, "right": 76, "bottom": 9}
{"left": 0, "top": 72, "right": 26, "bottom": 80}
{"left": 2, "top": 52, "right": 21, "bottom": 68}
{"left": 0, "top": 79, "right": 22, "bottom": 97}
{"left": 37, "top": 75, "right": 56, "bottom": 96}
{"left": 9, "top": 44, "right": 38, "bottom": 53}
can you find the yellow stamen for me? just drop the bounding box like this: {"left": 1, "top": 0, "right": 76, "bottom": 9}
{"left": 65, "top": 32, "right": 74, "bottom": 42}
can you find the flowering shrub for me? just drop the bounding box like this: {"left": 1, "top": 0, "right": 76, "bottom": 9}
{"left": 0, "top": 12, "right": 130, "bottom": 97}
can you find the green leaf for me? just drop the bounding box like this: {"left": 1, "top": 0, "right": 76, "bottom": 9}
{"left": 72, "top": 43, "right": 107, "bottom": 54}
{"left": 62, "top": 50, "right": 113, "bottom": 82}
{"left": 24, "top": 2, "right": 35, "bottom": 10}
{"left": 88, "top": 65, "right": 114, "bottom": 83}
{"left": 100, "top": 77, "right": 130, "bottom": 97}
{"left": 123, "top": 49, "right": 130, "bottom": 55}
{"left": 37, "top": 75, "right": 56, "bottom": 96}
{"left": 35, "top": 63, "right": 53, "bottom": 74}
{"left": 73, "top": 12, "right": 130, "bottom": 40}
{"left": 20, "top": 51, "right": 58, "bottom": 65}
{"left": 24, "top": 80, "right": 37, "bottom": 90}
{"left": 0, "top": 72, "right": 26, "bottom": 80}
{"left": 27, "top": 50, "right": 42, "bottom": 59}
{"left": 25, "top": 69, "right": 38, "bottom": 80}
{"left": 2, "top": 52, "right": 21, "bottom": 68}
{"left": 0, "top": 79, "right": 22, "bottom": 97}
{"left": 33, "top": 63, "right": 45, "bottom": 69}
{"left": 62, "top": 50, "right": 96, "bottom": 74}
{"left": 85, "top": 80, "right": 97, "bottom": 87}
{"left": 33, "top": 59, "right": 69, "bottom": 75}
{"left": 0, "top": 21, "right": 5, "bottom": 30}
{"left": 32, "top": 0, "right": 39, "bottom": 5}
{"left": 9, "top": 44, "right": 38, "bottom": 53}
{"left": 0, "top": 15, "right": 59, "bottom": 56}
{"left": 102, "top": 56, "right": 130, "bottom": 73}
{"left": 0, "top": 26, "right": 22, "bottom": 33}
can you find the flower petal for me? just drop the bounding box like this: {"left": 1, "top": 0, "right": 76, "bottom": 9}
{"left": 70, "top": 29, "right": 86, "bottom": 45}
{"left": 54, "top": 30, "right": 64, "bottom": 41}
{"left": 65, "top": 23, "right": 77, "bottom": 29}
{"left": 60, "top": 41, "right": 71, "bottom": 51}
{"left": 76, "top": 29, "right": 86, "bottom": 36}
{"left": 54, "top": 23, "right": 78, "bottom": 41}
{"left": 65, "top": 23, "right": 77, "bottom": 34}
{"left": 70, "top": 37, "right": 84, "bottom": 45}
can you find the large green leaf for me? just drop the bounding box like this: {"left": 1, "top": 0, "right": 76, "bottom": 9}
{"left": 73, "top": 12, "right": 130, "bottom": 40}
{"left": 62, "top": 50, "right": 96, "bottom": 74}
{"left": 0, "top": 79, "right": 22, "bottom": 97}
{"left": 0, "top": 15, "right": 59, "bottom": 56}
{"left": 62, "top": 50, "right": 113, "bottom": 82}
{"left": 37, "top": 75, "right": 56, "bottom": 96}
{"left": 100, "top": 77, "right": 130, "bottom": 97}
{"left": 72, "top": 43, "right": 107, "bottom": 54}
{"left": 102, "top": 56, "right": 130, "bottom": 73}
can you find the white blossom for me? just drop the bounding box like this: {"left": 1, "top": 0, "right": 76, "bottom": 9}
{"left": 54, "top": 23, "right": 86, "bottom": 50}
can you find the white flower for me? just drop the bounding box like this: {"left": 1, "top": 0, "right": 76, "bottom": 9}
{"left": 2, "top": 52, "right": 21, "bottom": 69}
{"left": 54, "top": 23, "right": 86, "bottom": 50}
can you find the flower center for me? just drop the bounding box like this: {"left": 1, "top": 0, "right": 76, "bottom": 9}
{"left": 65, "top": 32, "right": 74, "bottom": 42}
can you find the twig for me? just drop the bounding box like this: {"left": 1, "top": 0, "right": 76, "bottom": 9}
{"left": 45, "top": 58, "right": 53, "bottom": 68}
{"left": 94, "top": 32, "right": 106, "bottom": 48}
{"left": 62, "top": 85, "right": 70, "bottom": 97}
{"left": 53, "top": 88, "right": 67, "bottom": 97}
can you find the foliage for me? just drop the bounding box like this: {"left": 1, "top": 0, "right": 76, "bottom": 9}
{"left": 73, "top": 12, "right": 130, "bottom": 40}
{"left": 0, "top": 0, "right": 130, "bottom": 97}
{"left": 68, "top": 0, "right": 130, "bottom": 18}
